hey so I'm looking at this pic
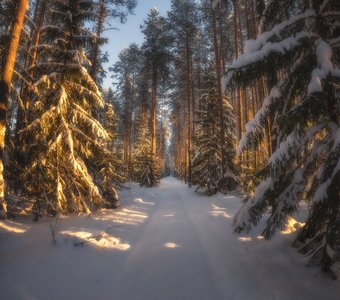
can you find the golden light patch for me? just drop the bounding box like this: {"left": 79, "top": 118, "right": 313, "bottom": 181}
{"left": 281, "top": 217, "right": 305, "bottom": 235}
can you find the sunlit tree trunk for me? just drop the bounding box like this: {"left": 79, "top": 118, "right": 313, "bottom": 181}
{"left": 253, "top": 0, "right": 274, "bottom": 157}
{"left": 232, "top": 0, "right": 243, "bottom": 142}
{"left": 185, "top": 24, "right": 193, "bottom": 187}
{"left": 17, "top": 0, "right": 46, "bottom": 132}
{"left": 129, "top": 75, "right": 136, "bottom": 178}
{"left": 151, "top": 63, "right": 158, "bottom": 165}
{"left": 251, "top": 85, "right": 257, "bottom": 169}
{"left": 0, "top": 0, "right": 29, "bottom": 216}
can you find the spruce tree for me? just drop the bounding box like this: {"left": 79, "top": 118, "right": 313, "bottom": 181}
{"left": 94, "top": 102, "right": 124, "bottom": 208}
{"left": 111, "top": 43, "right": 142, "bottom": 180}
{"left": 167, "top": 0, "right": 199, "bottom": 187}
{"left": 192, "top": 73, "right": 237, "bottom": 195}
{"left": 20, "top": 0, "right": 119, "bottom": 216}
{"left": 230, "top": 0, "right": 340, "bottom": 277}
{"left": 132, "top": 113, "right": 159, "bottom": 187}
{"left": 141, "top": 8, "right": 172, "bottom": 186}
{"left": 89, "top": 0, "right": 137, "bottom": 86}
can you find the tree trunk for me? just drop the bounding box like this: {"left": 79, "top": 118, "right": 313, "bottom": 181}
{"left": 90, "top": 0, "right": 106, "bottom": 83}
{"left": 211, "top": 0, "right": 227, "bottom": 184}
{"left": 17, "top": 0, "right": 46, "bottom": 132}
{"left": 185, "top": 24, "right": 193, "bottom": 187}
{"left": 250, "top": 0, "right": 257, "bottom": 37}
{"left": 0, "top": 0, "right": 29, "bottom": 216}
{"left": 233, "top": 0, "right": 243, "bottom": 141}
{"left": 151, "top": 64, "right": 158, "bottom": 164}
{"left": 255, "top": 0, "right": 265, "bottom": 27}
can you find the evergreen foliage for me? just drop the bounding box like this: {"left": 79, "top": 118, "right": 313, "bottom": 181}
{"left": 0, "top": 1, "right": 15, "bottom": 70}
{"left": 103, "top": 88, "right": 125, "bottom": 181}
{"left": 88, "top": 0, "right": 137, "bottom": 86}
{"left": 132, "top": 113, "right": 159, "bottom": 187}
{"left": 19, "top": 0, "right": 120, "bottom": 216}
{"left": 111, "top": 43, "right": 143, "bottom": 180}
{"left": 192, "top": 74, "right": 238, "bottom": 195}
{"left": 141, "top": 8, "right": 173, "bottom": 83}
{"left": 230, "top": 0, "right": 340, "bottom": 277}
{"left": 93, "top": 102, "right": 125, "bottom": 208}
{"left": 139, "top": 8, "right": 172, "bottom": 187}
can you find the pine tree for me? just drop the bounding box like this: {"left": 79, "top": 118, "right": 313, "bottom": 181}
{"left": 141, "top": 8, "right": 172, "bottom": 186}
{"left": 111, "top": 43, "right": 142, "bottom": 180}
{"left": 89, "top": 0, "right": 137, "bottom": 86}
{"left": 192, "top": 73, "right": 237, "bottom": 195}
{"left": 93, "top": 102, "right": 124, "bottom": 208}
{"left": 20, "top": 0, "right": 119, "bottom": 216}
{"left": 132, "top": 112, "right": 159, "bottom": 187}
{"left": 168, "top": 0, "right": 199, "bottom": 187}
{"left": 102, "top": 88, "right": 125, "bottom": 187}
{"left": 230, "top": 0, "right": 340, "bottom": 277}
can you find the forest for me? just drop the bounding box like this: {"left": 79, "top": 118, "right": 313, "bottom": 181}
{"left": 0, "top": 0, "right": 339, "bottom": 298}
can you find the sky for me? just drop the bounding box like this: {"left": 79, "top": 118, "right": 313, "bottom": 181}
{"left": 102, "top": 0, "right": 172, "bottom": 89}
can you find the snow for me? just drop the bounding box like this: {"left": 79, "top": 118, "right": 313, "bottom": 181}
{"left": 224, "top": 29, "right": 311, "bottom": 104}
{"left": 307, "top": 39, "right": 340, "bottom": 94}
{"left": 1, "top": 177, "right": 339, "bottom": 300}
{"left": 313, "top": 178, "right": 332, "bottom": 203}
{"left": 245, "top": 10, "right": 316, "bottom": 55}
{"left": 237, "top": 86, "right": 281, "bottom": 155}
{"left": 293, "top": 168, "right": 304, "bottom": 183}
{"left": 231, "top": 32, "right": 313, "bottom": 71}
{"left": 252, "top": 177, "right": 273, "bottom": 204}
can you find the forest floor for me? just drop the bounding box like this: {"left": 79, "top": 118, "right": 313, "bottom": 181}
{"left": 0, "top": 176, "right": 339, "bottom": 300}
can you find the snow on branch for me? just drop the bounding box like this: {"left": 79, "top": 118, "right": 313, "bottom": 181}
{"left": 233, "top": 178, "right": 274, "bottom": 232}
{"left": 71, "top": 102, "right": 108, "bottom": 140}
{"left": 307, "top": 39, "right": 340, "bottom": 94}
{"left": 237, "top": 86, "right": 281, "bottom": 156}
{"left": 245, "top": 10, "right": 316, "bottom": 55}
{"left": 230, "top": 32, "right": 315, "bottom": 71}
{"left": 224, "top": 32, "right": 316, "bottom": 89}
{"left": 268, "top": 125, "right": 324, "bottom": 170}
{"left": 313, "top": 126, "right": 340, "bottom": 203}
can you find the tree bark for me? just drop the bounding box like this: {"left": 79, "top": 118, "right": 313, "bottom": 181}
{"left": 233, "top": 0, "right": 243, "bottom": 140}
{"left": 151, "top": 64, "right": 158, "bottom": 164}
{"left": 0, "top": 0, "right": 29, "bottom": 216}
{"left": 90, "top": 0, "right": 106, "bottom": 83}
{"left": 185, "top": 22, "right": 193, "bottom": 187}
{"left": 17, "top": 0, "right": 46, "bottom": 132}
{"left": 211, "top": 0, "right": 227, "bottom": 184}
{"left": 255, "top": 0, "right": 265, "bottom": 27}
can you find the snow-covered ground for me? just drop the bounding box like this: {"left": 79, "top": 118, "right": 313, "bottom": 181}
{"left": 0, "top": 177, "right": 339, "bottom": 300}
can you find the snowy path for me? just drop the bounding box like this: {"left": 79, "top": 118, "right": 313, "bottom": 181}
{"left": 0, "top": 177, "right": 339, "bottom": 300}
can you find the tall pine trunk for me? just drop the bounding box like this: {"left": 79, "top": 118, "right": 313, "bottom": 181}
{"left": 233, "top": 0, "right": 243, "bottom": 141}
{"left": 211, "top": 0, "right": 227, "bottom": 185}
{"left": 0, "top": 0, "right": 29, "bottom": 216}
{"left": 90, "top": 0, "right": 106, "bottom": 82}
{"left": 17, "top": 0, "right": 46, "bottom": 132}
{"left": 185, "top": 26, "right": 193, "bottom": 187}
{"left": 151, "top": 64, "right": 158, "bottom": 165}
